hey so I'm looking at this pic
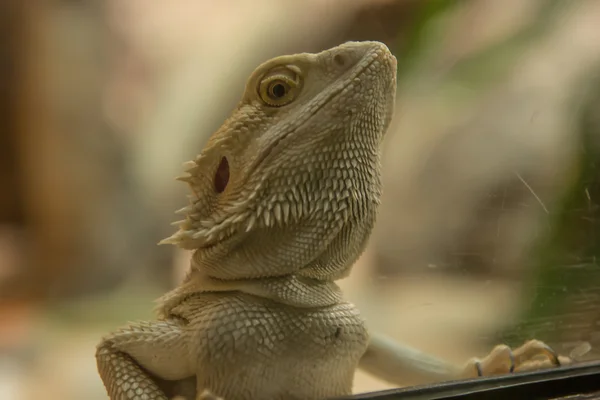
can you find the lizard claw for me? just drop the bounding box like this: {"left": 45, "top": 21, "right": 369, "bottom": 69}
{"left": 462, "top": 339, "right": 571, "bottom": 378}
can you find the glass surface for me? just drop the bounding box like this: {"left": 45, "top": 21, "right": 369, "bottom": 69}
{"left": 0, "top": 1, "right": 598, "bottom": 399}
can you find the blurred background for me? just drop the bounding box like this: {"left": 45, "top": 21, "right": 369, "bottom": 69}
{"left": 0, "top": 0, "right": 599, "bottom": 399}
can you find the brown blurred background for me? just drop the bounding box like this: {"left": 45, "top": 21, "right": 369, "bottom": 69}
{"left": 0, "top": 1, "right": 599, "bottom": 399}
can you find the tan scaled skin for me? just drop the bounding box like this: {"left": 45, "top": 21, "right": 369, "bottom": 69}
{"left": 96, "top": 42, "right": 569, "bottom": 400}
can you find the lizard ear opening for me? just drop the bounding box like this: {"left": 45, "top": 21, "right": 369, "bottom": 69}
{"left": 214, "top": 156, "right": 229, "bottom": 193}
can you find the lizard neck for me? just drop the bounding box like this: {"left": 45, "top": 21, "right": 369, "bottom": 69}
{"left": 156, "top": 267, "right": 344, "bottom": 316}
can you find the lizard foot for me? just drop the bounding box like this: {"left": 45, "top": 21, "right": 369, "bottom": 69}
{"left": 461, "top": 339, "right": 573, "bottom": 378}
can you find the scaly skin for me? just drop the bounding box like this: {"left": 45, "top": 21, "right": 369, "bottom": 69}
{"left": 96, "top": 42, "right": 568, "bottom": 400}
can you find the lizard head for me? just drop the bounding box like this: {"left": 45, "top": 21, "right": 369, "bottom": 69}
{"left": 161, "top": 41, "right": 397, "bottom": 281}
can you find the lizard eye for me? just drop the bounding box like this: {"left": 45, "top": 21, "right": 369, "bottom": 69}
{"left": 258, "top": 67, "right": 301, "bottom": 107}
{"left": 214, "top": 156, "right": 229, "bottom": 193}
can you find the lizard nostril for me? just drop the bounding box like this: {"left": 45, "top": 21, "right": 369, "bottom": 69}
{"left": 333, "top": 54, "right": 345, "bottom": 67}
{"left": 214, "top": 156, "right": 230, "bottom": 193}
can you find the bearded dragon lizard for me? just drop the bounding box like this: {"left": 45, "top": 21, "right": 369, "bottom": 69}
{"left": 96, "top": 41, "right": 569, "bottom": 400}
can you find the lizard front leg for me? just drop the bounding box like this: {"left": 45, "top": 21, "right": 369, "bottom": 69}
{"left": 360, "top": 333, "right": 572, "bottom": 386}
{"left": 96, "top": 319, "right": 195, "bottom": 400}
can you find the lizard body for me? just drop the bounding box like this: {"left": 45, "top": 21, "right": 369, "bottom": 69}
{"left": 96, "top": 41, "right": 566, "bottom": 400}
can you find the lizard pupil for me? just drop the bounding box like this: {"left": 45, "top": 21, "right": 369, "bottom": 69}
{"left": 271, "top": 83, "right": 286, "bottom": 98}
{"left": 214, "top": 156, "right": 229, "bottom": 193}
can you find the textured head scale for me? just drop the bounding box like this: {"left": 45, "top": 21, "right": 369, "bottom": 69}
{"left": 162, "top": 41, "right": 397, "bottom": 281}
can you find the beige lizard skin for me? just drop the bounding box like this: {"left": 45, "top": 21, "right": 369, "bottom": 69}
{"left": 96, "top": 41, "right": 569, "bottom": 400}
